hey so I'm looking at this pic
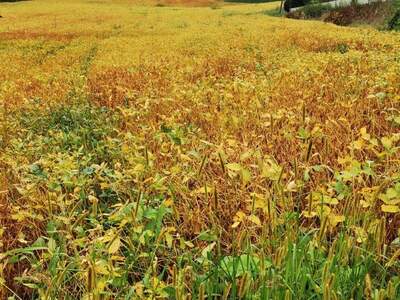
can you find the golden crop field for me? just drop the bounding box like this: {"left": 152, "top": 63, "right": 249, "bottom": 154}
{"left": 0, "top": 0, "right": 400, "bottom": 299}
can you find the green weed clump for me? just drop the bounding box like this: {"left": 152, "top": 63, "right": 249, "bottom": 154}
{"left": 2, "top": 98, "right": 400, "bottom": 299}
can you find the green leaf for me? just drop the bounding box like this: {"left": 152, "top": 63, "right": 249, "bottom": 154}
{"left": 48, "top": 238, "right": 57, "bottom": 253}
{"left": 219, "top": 255, "right": 268, "bottom": 278}
{"left": 198, "top": 231, "right": 218, "bottom": 242}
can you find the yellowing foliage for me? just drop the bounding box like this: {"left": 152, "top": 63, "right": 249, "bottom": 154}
{"left": 0, "top": 0, "right": 399, "bottom": 298}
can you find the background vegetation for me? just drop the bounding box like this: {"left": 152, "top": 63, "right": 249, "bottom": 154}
{"left": 287, "top": 0, "right": 400, "bottom": 29}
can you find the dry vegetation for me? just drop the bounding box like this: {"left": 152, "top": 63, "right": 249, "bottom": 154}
{"left": 287, "top": 0, "right": 398, "bottom": 28}
{"left": 0, "top": 0, "right": 400, "bottom": 299}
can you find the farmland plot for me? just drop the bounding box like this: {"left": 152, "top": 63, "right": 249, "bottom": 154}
{"left": 0, "top": 0, "right": 400, "bottom": 298}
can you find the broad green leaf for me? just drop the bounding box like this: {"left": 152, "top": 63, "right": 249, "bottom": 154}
{"left": 198, "top": 231, "right": 218, "bottom": 242}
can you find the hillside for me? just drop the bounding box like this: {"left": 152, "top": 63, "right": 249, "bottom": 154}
{"left": 0, "top": 0, "right": 400, "bottom": 298}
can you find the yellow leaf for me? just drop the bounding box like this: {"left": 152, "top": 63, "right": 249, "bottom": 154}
{"left": 261, "top": 159, "right": 282, "bottom": 181}
{"left": 240, "top": 150, "right": 253, "bottom": 161}
{"left": 184, "top": 241, "right": 194, "bottom": 248}
{"left": 386, "top": 198, "right": 400, "bottom": 205}
{"left": 134, "top": 163, "right": 145, "bottom": 173}
{"left": 226, "top": 163, "right": 242, "bottom": 172}
{"left": 134, "top": 282, "right": 144, "bottom": 297}
{"left": 94, "top": 260, "right": 110, "bottom": 275}
{"left": 88, "top": 195, "right": 98, "bottom": 203}
{"left": 311, "top": 126, "right": 322, "bottom": 136}
{"left": 286, "top": 181, "right": 297, "bottom": 192}
{"left": 251, "top": 194, "right": 268, "bottom": 211}
{"left": 194, "top": 185, "right": 214, "bottom": 194}
{"left": 232, "top": 211, "right": 246, "bottom": 228}
{"left": 351, "top": 140, "right": 364, "bottom": 150}
{"left": 109, "top": 237, "right": 121, "bottom": 254}
{"left": 165, "top": 232, "right": 173, "bottom": 248}
{"left": 180, "top": 154, "right": 192, "bottom": 161}
{"left": 100, "top": 182, "right": 110, "bottom": 189}
{"left": 381, "top": 205, "right": 400, "bottom": 213}
{"left": 381, "top": 137, "right": 393, "bottom": 149}
{"left": 241, "top": 168, "right": 251, "bottom": 185}
{"left": 322, "top": 197, "right": 338, "bottom": 205}
{"left": 360, "top": 127, "right": 367, "bottom": 137}
{"left": 121, "top": 144, "right": 130, "bottom": 153}
{"left": 302, "top": 211, "right": 317, "bottom": 218}
{"left": 360, "top": 200, "right": 371, "bottom": 208}
{"left": 231, "top": 221, "right": 241, "bottom": 228}
{"left": 201, "top": 242, "right": 216, "bottom": 258}
{"left": 233, "top": 211, "right": 246, "bottom": 222}
{"left": 96, "top": 278, "right": 107, "bottom": 293}
{"left": 329, "top": 215, "right": 345, "bottom": 227}
{"left": 248, "top": 215, "right": 261, "bottom": 226}
{"left": 163, "top": 198, "right": 174, "bottom": 207}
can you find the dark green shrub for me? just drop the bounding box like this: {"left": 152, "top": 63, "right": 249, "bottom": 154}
{"left": 303, "top": 3, "right": 331, "bottom": 18}
{"left": 388, "top": 10, "right": 400, "bottom": 30}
